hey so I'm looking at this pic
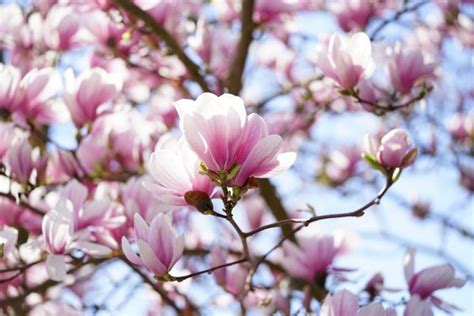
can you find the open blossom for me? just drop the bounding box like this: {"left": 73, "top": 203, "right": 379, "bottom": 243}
{"left": 146, "top": 137, "right": 216, "bottom": 211}
{"left": 0, "top": 64, "right": 20, "bottom": 111}
{"left": 404, "top": 248, "right": 465, "bottom": 313}
{"left": 42, "top": 198, "right": 74, "bottom": 281}
{"left": 281, "top": 231, "right": 347, "bottom": 282}
{"left": 11, "top": 67, "right": 66, "bottom": 124}
{"left": 7, "top": 140, "right": 47, "bottom": 184}
{"left": 122, "top": 213, "right": 184, "bottom": 277}
{"left": 42, "top": 195, "right": 114, "bottom": 281}
{"left": 122, "top": 176, "right": 161, "bottom": 223}
{"left": 43, "top": 6, "right": 81, "bottom": 51}
{"left": 316, "top": 32, "right": 373, "bottom": 90}
{"left": 60, "top": 179, "right": 122, "bottom": 231}
{"left": 330, "top": 0, "right": 376, "bottom": 32}
{"left": 63, "top": 68, "right": 121, "bottom": 127}
{"left": 321, "top": 289, "right": 395, "bottom": 316}
{"left": 387, "top": 44, "right": 436, "bottom": 94}
{"left": 175, "top": 93, "right": 296, "bottom": 186}
{"left": 364, "top": 129, "right": 417, "bottom": 169}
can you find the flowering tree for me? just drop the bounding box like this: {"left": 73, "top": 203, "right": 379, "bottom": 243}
{"left": 0, "top": 0, "right": 472, "bottom": 314}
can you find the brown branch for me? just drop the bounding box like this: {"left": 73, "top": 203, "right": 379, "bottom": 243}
{"left": 112, "top": 0, "right": 210, "bottom": 92}
{"left": 226, "top": 0, "right": 256, "bottom": 94}
{"left": 257, "top": 179, "right": 296, "bottom": 241}
{"left": 173, "top": 258, "right": 247, "bottom": 282}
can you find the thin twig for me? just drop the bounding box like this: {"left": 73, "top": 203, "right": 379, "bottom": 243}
{"left": 173, "top": 258, "right": 247, "bottom": 282}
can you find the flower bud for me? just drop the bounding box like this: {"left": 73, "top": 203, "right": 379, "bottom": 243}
{"left": 184, "top": 191, "right": 214, "bottom": 214}
{"left": 364, "top": 129, "right": 417, "bottom": 169}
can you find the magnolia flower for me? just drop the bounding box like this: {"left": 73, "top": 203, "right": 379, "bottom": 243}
{"left": 174, "top": 93, "right": 296, "bottom": 186}
{"left": 404, "top": 248, "right": 466, "bottom": 313}
{"left": 122, "top": 176, "right": 161, "bottom": 223}
{"left": 42, "top": 198, "right": 74, "bottom": 281}
{"left": 42, "top": 196, "right": 114, "bottom": 281}
{"left": 316, "top": 32, "right": 373, "bottom": 90}
{"left": 281, "top": 231, "right": 347, "bottom": 282}
{"left": 122, "top": 213, "right": 184, "bottom": 277}
{"left": 11, "top": 67, "right": 66, "bottom": 125}
{"left": 63, "top": 68, "right": 121, "bottom": 127}
{"left": 364, "top": 129, "right": 417, "bottom": 169}
{"left": 61, "top": 179, "right": 120, "bottom": 231}
{"left": 320, "top": 289, "right": 396, "bottom": 316}
{"left": 43, "top": 6, "right": 81, "bottom": 51}
{"left": 146, "top": 137, "right": 217, "bottom": 212}
{"left": 387, "top": 44, "right": 436, "bottom": 94}
{"left": 330, "top": 0, "right": 375, "bottom": 32}
{"left": 0, "top": 64, "right": 20, "bottom": 111}
{"left": 7, "top": 140, "right": 47, "bottom": 184}
{"left": 324, "top": 145, "right": 360, "bottom": 185}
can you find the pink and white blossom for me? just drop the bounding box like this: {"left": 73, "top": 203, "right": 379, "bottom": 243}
{"left": 42, "top": 198, "right": 74, "bottom": 281}
{"left": 0, "top": 64, "right": 20, "bottom": 111}
{"left": 121, "top": 213, "right": 184, "bottom": 277}
{"left": 404, "top": 248, "right": 465, "bottom": 313}
{"left": 175, "top": 93, "right": 296, "bottom": 186}
{"left": 146, "top": 136, "right": 217, "bottom": 211}
{"left": 316, "top": 32, "right": 374, "bottom": 90}
{"left": 387, "top": 44, "right": 436, "bottom": 94}
{"left": 281, "top": 231, "right": 347, "bottom": 282}
{"left": 364, "top": 128, "right": 417, "bottom": 169}
{"left": 7, "top": 140, "right": 47, "bottom": 184}
{"left": 63, "top": 68, "right": 121, "bottom": 127}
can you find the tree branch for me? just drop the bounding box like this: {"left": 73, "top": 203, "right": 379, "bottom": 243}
{"left": 226, "top": 0, "right": 256, "bottom": 94}
{"left": 112, "top": 0, "right": 210, "bottom": 92}
{"left": 173, "top": 258, "right": 247, "bottom": 282}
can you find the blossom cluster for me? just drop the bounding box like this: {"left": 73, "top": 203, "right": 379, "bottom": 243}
{"left": 0, "top": 0, "right": 471, "bottom": 314}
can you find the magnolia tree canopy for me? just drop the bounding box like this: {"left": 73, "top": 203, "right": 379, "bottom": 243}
{"left": 0, "top": 0, "right": 473, "bottom": 315}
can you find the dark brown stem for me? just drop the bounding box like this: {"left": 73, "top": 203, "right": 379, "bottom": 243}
{"left": 257, "top": 179, "right": 296, "bottom": 241}
{"left": 0, "top": 259, "right": 43, "bottom": 274}
{"left": 173, "top": 258, "right": 247, "bottom": 282}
